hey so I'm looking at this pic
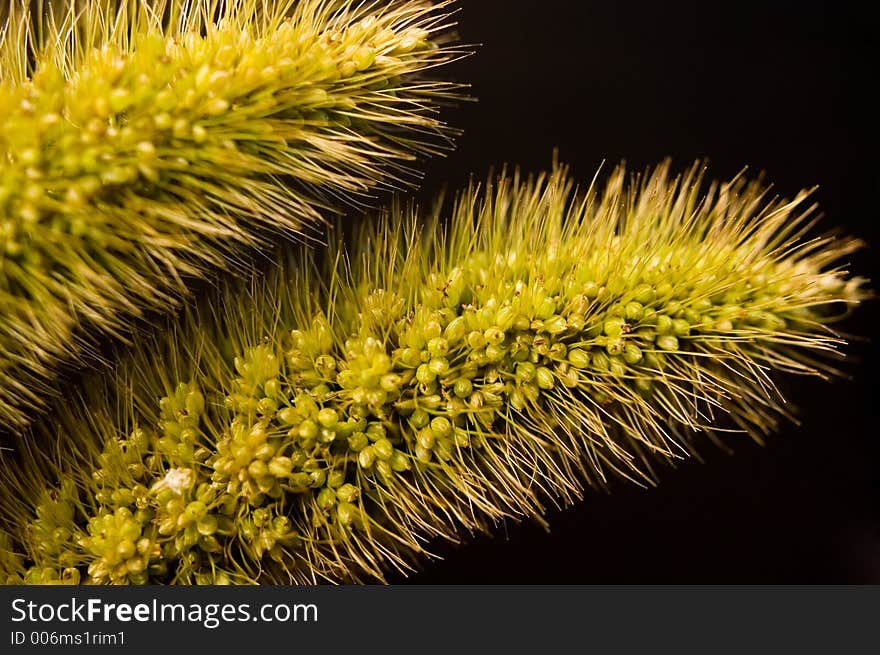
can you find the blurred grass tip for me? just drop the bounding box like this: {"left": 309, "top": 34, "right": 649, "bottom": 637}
{"left": 0, "top": 0, "right": 465, "bottom": 431}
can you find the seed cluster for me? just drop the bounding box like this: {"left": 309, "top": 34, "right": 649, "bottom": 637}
{"left": 0, "top": 0, "right": 461, "bottom": 430}
{"left": 0, "top": 162, "right": 866, "bottom": 584}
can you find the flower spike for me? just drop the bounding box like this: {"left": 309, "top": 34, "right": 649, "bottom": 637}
{"left": 0, "top": 0, "right": 464, "bottom": 430}
{"left": 0, "top": 160, "right": 868, "bottom": 584}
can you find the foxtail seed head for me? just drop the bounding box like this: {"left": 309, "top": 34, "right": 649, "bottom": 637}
{"left": 0, "top": 0, "right": 464, "bottom": 430}
{"left": 0, "top": 160, "right": 868, "bottom": 584}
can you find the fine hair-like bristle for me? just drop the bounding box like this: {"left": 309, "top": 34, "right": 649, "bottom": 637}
{"left": 0, "top": 0, "right": 465, "bottom": 431}
{"left": 0, "top": 160, "right": 868, "bottom": 584}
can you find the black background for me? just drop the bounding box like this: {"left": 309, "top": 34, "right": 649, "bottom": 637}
{"left": 396, "top": 0, "right": 879, "bottom": 583}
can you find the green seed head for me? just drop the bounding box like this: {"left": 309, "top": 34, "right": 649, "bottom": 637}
{"left": 0, "top": 0, "right": 464, "bottom": 430}
{"left": 1, "top": 159, "right": 868, "bottom": 586}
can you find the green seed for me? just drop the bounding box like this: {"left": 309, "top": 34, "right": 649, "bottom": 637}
{"left": 373, "top": 438, "right": 394, "bottom": 461}
{"left": 380, "top": 374, "right": 402, "bottom": 392}
{"left": 606, "top": 277, "right": 627, "bottom": 296}
{"left": 583, "top": 281, "right": 600, "bottom": 298}
{"left": 290, "top": 473, "right": 312, "bottom": 490}
{"left": 117, "top": 540, "right": 136, "bottom": 560}
{"left": 366, "top": 423, "right": 386, "bottom": 440}
{"left": 635, "top": 377, "right": 653, "bottom": 394}
{"left": 414, "top": 444, "right": 433, "bottom": 463}
{"left": 298, "top": 420, "right": 318, "bottom": 440}
{"left": 683, "top": 308, "right": 701, "bottom": 325}
{"left": 454, "top": 378, "right": 473, "bottom": 398}
{"left": 197, "top": 515, "right": 218, "bottom": 536}
{"left": 317, "top": 408, "right": 339, "bottom": 428}
{"left": 655, "top": 315, "right": 673, "bottom": 334}
{"left": 485, "top": 344, "right": 506, "bottom": 362}
{"left": 656, "top": 335, "right": 680, "bottom": 351}
{"left": 536, "top": 367, "right": 555, "bottom": 390}
{"left": 317, "top": 487, "right": 336, "bottom": 510}
{"left": 336, "top": 484, "right": 359, "bottom": 503}
{"left": 609, "top": 356, "right": 628, "bottom": 377}
{"left": 268, "top": 457, "right": 293, "bottom": 477}
{"left": 399, "top": 347, "right": 422, "bottom": 368}
{"left": 434, "top": 438, "right": 454, "bottom": 461}
{"left": 536, "top": 297, "right": 556, "bottom": 320}
{"left": 424, "top": 321, "right": 443, "bottom": 340}
{"left": 444, "top": 317, "right": 467, "bottom": 343}
{"left": 592, "top": 350, "right": 611, "bottom": 372}
{"left": 623, "top": 343, "right": 643, "bottom": 365}
{"left": 390, "top": 451, "right": 410, "bottom": 472}
{"left": 427, "top": 337, "right": 449, "bottom": 357}
{"left": 248, "top": 460, "right": 269, "bottom": 479}
{"left": 672, "top": 318, "right": 691, "bottom": 336}
{"left": 656, "top": 281, "right": 674, "bottom": 298}
{"left": 509, "top": 388, "right": 526, "bottom": 411}
{"left": 255, "top": 444, "right": 275, "bottom": 461}
{"left": 416, "top": 364, "right": 436, "bottom": 385}
{"left": 625, "top": 302, "right": 644, "bottom": 322}
{"left": 417, "top": 427, "right": 435, "bottom": 450}
{"left": 357, "top": 447, "right": 375, "bottom": 469}
{"left": 428, "top": 357, "right": 450, "bottom": 376}
{"left": 467, "top": 331, "right": 486, "bottom": 350}
{"left": 633, "top": 284, "right": 656, "bottom": 305}
{"left": 568, "top": 348, "right": 590, "bottom": 369}
{"left": 336, "top": 502, "right": 358, "bottom": 527}
{"left": 278, "top": 407, "right": 298, "bottom": 425}
{"left": 328, "top": 470, "right": 346, "bottom": 488}
{"left": 410, "top": 409, "right": 430, "bottom": 429}
{"left": 495, "top": 306, "right": 517, "bottom": 331}
{"left": 605, "top": 337, "right": 625, "bottom": 356}
{"left": 545, "top": 316, "right": 568, "bottom": 334}
{"left": 516, "top": 361, "right": 537, "bottom": 382}
{"left": 604, "top": 318, "right": 626, "bottom": 336}
{"left": 484, "top": 326, "right": 505, "bottom": 345}
{"left": 431, "top": 416, "right": 453, "bottom": 439}
{"left": 347, "top": 432, "right": 369, "bottom": 452}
